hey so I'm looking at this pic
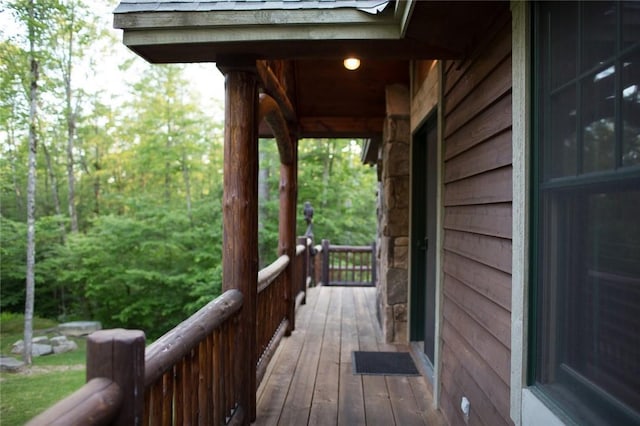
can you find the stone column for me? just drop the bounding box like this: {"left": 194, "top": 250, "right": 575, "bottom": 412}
{"left": 377, "top": 84, "right": 410, "bottom": 343}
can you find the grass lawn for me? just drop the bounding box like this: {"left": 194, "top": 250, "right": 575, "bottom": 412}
{"left": 0, "top": 312, "right": 87, "bottom": 425}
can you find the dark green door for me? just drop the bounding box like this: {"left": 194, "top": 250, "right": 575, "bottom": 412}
{"left": 410, "top": 115, "right": 437, "bottom": 363}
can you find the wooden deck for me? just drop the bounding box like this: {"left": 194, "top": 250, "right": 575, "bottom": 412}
{"left": 255, "top": 285, "right": 443, "bottom": 425}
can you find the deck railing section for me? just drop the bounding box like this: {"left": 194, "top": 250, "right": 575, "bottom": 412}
{"left": 256, "top": 255, "right": 290, "bottom": 385}
{"left": 143, "top": 289, "right": 244, "bottom": 425}
{"left": 27, "top": 243, "right": 314, "bottom": 426}
{"left": 319, "top": 240, "right": 376, "bottom": 286}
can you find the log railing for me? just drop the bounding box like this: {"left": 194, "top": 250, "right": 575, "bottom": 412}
{"left": 143, "top": 289, "right": 244, "bottom": 425}
{"left": 256, "top": 255, "right": 290, "bottom": 386}
{"left": 319, "top": 239, "right": 376, "bottom": 286}
{"left": 27, "top": 243, "right": 314, "bottom": 426}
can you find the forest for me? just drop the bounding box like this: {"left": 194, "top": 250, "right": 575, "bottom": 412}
{"left": 0, "top": 0, "right": 378, "bottom": 339}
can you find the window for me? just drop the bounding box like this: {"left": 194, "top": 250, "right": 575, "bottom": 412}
{"left": 532, "top": 2, "right": 640, "bottom": 424}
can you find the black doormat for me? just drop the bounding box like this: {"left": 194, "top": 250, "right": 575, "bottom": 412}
{"left": 352, "top": 351, "right": 420, "bottom": 376}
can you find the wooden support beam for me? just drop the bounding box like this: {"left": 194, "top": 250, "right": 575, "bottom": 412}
{"left": 259, "top": 93, "right": 294, "bottom": 165}
{"left": 279, "top": 135, "right": 298, "bottom": 335}
{"left": 217, "top": 60, "right": 259, "bottom": 424}
{"left": 257, "top": 60, "right": 296, "bottom": 123}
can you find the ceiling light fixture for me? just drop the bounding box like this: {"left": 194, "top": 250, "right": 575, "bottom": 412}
{"left": 343, "top": 57, "right": 361, "bottom": 71}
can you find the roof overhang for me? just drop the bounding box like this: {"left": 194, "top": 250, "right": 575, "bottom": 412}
{"left": 113, "top": 1, "right": 507, "bottom": 141}
{"left": 112, "top": 1, "right": 461, "bottom": 63}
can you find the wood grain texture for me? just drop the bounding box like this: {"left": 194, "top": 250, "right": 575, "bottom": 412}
{"left": 443, "top": 251, "right": 512, "bottom": 311}
{"left": 220, "top": 66, "right": 260, "bottom": 422}
{"left": 444, "top": 166, "right": 512, "bottom": 207}
{"left": 441, "top": 12, "right": 513, "bottom": 426}
{"left": 255, "top": 286, "right": 437, "bottom": 425}
{"left": 85, "top": 329, "right": 145, "bottom": 426}
{"left": 445, "top": 130, "right": 512, "bottom": 183}
{"left": 441, "top": 322, "right": 511, "bottom": 426}
{"left": 444, "top": 93, "right": 512, "bottom": 161}
{"left": 443, "top": 203, "right": 512, "bottom": 239}
{"left": 443, "top": 292, "right": 510, "bottom": 384}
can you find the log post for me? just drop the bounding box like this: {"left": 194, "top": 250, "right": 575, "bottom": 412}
{"left": 298, "top": 236, "right": 309, "bottom": 302}
{"left": 279, "top": 137, "right": 298, "bottom": 335}
{"left": 322, "top": 239, "right": 330, "bottom": 285}
{"left": 217, "top": 59, "right": 259, "bottom": 424}
{"left": 86, "top": 329, "right": 145, "bottom": 426}
{"left": 371, "top": 240, "right": 377, "bottom": 286}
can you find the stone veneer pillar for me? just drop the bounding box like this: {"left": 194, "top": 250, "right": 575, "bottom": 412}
{"left": 376, "top": 84, "right": 410, "bottom": 343}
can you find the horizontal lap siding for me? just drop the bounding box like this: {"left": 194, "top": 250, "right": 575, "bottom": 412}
{"left": 441, "top": 15, "right": 513, "bottom": 426}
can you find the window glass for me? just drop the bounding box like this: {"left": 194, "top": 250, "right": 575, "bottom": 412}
{"left": 622, "top": 2, "right": 640, "bottom": 51}
{"left": 549, "top": 3, "right": 578, "bottom": 89}
{"left": 622, "top": 56, "right": 640, "bottom": 166}
{"left": 582, "top": 66, "right": 616, "bottom": 172}
{"left": 534, "top": 2, "right": 640, "bottom": 424}
{"left": 548, "top": 87, "right": 577, "bottom": 178}
{"left": 582, "top": 2, "right": 617, "bottom": 72}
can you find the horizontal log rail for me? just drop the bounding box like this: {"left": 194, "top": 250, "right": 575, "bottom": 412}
{"left": 257, "top": 255, "right": 290, "bottom": 293}
{"left": 144, "top": 289, "right": 244, "bottom": 425}
{"left": 26, "top": 240, "right": 328, "bottom": 426}
{"left": 26, "top": 378, "right": 122, "bottom": 426}
{"left": 256, "top": 255, "right": 290, "bottom": 385}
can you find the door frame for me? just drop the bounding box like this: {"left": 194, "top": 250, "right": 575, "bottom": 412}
{"left": 409, "top": 113, "right": 438, "bottom": 361}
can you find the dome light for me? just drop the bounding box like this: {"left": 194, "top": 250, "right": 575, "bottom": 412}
{"left": 343, "top": 57, "right": 361, "bottom": 71}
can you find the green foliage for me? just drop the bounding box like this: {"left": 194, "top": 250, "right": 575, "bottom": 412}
{"left": 0, "top": 1, "right": 378, "bottom": 343}
{"left": 297, "top": 139, "right": 377, "bottom": 245}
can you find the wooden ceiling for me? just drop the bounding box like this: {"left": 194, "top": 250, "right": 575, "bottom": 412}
{"left": 258, "top": 59, "right": 408, "bottom": 139}
{"left": 116, "top": 1, "right": 508, "bottom": 140}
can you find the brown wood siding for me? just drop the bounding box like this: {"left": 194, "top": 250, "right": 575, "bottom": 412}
{"left": 441, "top": 12, "right": 513, "bottom": 426}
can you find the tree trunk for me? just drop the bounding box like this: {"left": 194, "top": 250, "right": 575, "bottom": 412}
{"left": 321, "top": 139, "right": 335, "bottom": 208}
{"left": 65, "top": 5, "right": 78, "bottom": 233}
{"left": 24, "top": 0, "right": 38, "bottom": 365}
{"left": 7, "top": 125, "right": 24, "bottom": 218}
{"left": 181, "top": 148, "right": 193, "bottom": 226}
{"left": 43, "top": 142, "right": 66, "bottom": 240}
{"left": 93, "top": 144, "right": 101, "bottom": 215}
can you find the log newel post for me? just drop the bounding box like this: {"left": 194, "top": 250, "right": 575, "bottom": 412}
{"left": 298, "top": 236, "right": 309, "bottom": 303}
{"left": 322, "top": 239, "right": 330, "bottom": 285}
{"left": 279, "top": 137, "right": 298, "bottom": 336}
{"left": 86, "top": 329, "right": 145, "bottom": 426}
{"left": 217, "top": 60, "right": 259, "bottom": 424}
{"left": 371, "top": 240, "right": 377, "bottom": 286}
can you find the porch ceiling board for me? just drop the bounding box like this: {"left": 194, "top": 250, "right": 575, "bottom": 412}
{"left": 114, "top": 1, "right": 507, "bottom": 138}
{"left": 255, "top": 58, "right": 407, "bottom": 139}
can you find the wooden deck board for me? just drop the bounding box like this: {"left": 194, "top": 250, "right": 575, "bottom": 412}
{"left": 254, "top": 286, "right": 437, "bottom": 425}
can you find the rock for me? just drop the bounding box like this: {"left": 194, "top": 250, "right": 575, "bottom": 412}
{"left": 32, "top": 336, "right": 50, "bottom": 345}
{"left": 0, "top": 356, "right": 25, "bottom": 372}
{"left": 58, "top": 321, "right": 101, "bottom": 336}
{"left": 10, "top": 340, "right": 53, "bottom": 357}
{"left": 31, "top": 343, "right": 53, "bottom": 357}
{"left": 11, "top": 340, "right": 24, "bottom": 355}
{"left": 51, "top": 336, "right": 78, "bottom": 354}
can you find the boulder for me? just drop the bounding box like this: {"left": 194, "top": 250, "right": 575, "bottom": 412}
{"left": 0, "top": 356, "right": 25, "bottom": 372}
{"left": 50, "top": 336, "right": 78, "bottom": 354}
{"left": 11, "top": 340, "right": 54, "bottom": 357}
{"left": 58, "top": 321, "right": 101, "bottom": 336}
{"left": 32, "top": 336, "right": 50, "bottom": 345}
